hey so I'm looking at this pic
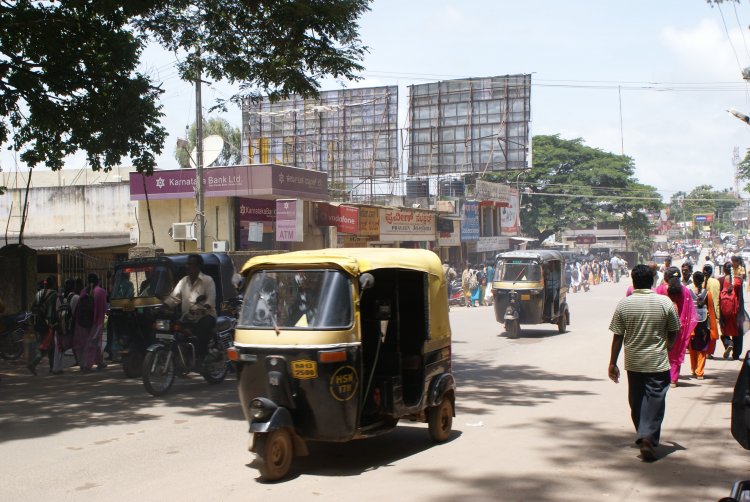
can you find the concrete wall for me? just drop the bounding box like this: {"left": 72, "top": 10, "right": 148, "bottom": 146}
{"left": 136, "top": 198, "right": 326, "bottom": 253}
{"left": 0, "top": 182, "right": 136, "bottom": 237}
{"left": 135, "top": 197, "right": 236, "bottom": 253}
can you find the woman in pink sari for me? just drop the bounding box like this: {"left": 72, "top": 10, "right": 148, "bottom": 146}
{"left": 656, "top": 267, "right": 697, "bottom": 387}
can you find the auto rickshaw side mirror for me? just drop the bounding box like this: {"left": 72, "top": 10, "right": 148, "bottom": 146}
{"left": 359, "top": 273, "right": 375, "bottom": 291}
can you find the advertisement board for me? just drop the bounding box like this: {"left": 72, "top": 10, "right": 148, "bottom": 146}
{"left": 316, "top": 203, "right": 359, "bottom": 235}
{"left": 242, "top": 86, "right": 398, "bottom": 180}
{"left": 500, "top": 188, "right": 519, "bottom": 236}
{"left": 408, "top": 75, "right": 531, "bottom": 176}
{"left": 460, "top": 201, "right": 480, "bottom": 241}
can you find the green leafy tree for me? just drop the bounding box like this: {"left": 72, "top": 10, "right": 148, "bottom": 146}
{"left": 486, "top": 135, "right": 661, "bottom": 256}
{"left": 0, "top": 0, "right": 370, "bottom": 175}
{"left": 175, "top": 117, "right": 241, "bottom": 168}
{"left": 0, "top": 2, "right": 166, "bottom": 173}
{"left": 668, "top": 185, "right": 738, "bottom": 236}
{"left": 139, "top": 0, "right": 370, "bottom": 105}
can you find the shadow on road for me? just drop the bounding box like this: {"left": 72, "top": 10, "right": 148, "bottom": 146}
{"left": 452, "top": 358, "right": 599, "bottom": 414}
{"left": 0, "top": 360, "right": 243, "bottom": 443}
{"left": 404, "top": 417, "right": 742, "bottom": 501}
{"left": 272, "top": 426, "right": 462, "bottom": 480}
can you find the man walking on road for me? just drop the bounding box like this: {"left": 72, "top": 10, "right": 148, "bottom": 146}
{"left": 608, "top": 264, "right": 680, "bottom": 461}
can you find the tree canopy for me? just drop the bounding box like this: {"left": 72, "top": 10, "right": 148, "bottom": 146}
{"left": 0, "top": 0, "right": 371, "bottom": 174}
{"left": 175, "top": 117, "right": 241, "bottom": 169}
{"left": 667, "top": 185, "right": 738, "bottom": 233}
{"left": 485, "top": 135, "right": 662, "bottom": 254}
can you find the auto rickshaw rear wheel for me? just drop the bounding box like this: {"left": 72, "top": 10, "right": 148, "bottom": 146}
{"left": 557, "top": 309, "right": 568, "bottom": 334}
{"left": 428, "top": 398, "right": 453, "bottom": 443}
{"left": 256, "top": 429, "right": 293, "bottom": 481}
{"left": 122, "top": 351, "right": 144, "bottom": 378}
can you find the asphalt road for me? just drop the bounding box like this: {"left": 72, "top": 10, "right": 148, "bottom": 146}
{"left": 1, "top": 276, "right": 749, "bottom": 501}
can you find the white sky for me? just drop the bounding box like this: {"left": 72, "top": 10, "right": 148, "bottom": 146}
{"left": 4, "top": 0, "right": 750, "bottom": 202}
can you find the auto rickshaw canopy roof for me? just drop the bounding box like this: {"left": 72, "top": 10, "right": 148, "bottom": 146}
{"left": 495, "top": 249, "right": 565, "bottom": 264}
{"left": 240, "top": 248, "right": 450, "bottom": 345}
{"left": 241, "top": 248, "right": 445, "bottom": 278}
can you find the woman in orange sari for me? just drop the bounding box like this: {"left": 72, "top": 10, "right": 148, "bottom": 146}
{"left": 689, "top": 271, "right": 717, "bottom": 380}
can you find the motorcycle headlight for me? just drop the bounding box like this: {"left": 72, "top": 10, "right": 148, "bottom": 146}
{"left": 153, "top": 319, "right": 171, "bottom": 331}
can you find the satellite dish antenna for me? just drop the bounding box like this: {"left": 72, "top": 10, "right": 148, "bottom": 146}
{"left": 188, "top": 135, "right": 225, "bottom": 168}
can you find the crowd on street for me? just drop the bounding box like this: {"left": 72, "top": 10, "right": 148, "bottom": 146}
{"left": 609, "top": 245, "right": 748, "bottom": 462}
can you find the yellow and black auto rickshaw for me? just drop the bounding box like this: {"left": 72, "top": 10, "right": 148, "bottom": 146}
{"left": 492, "top": 249, "right": 569, "bottom": 339}
{"left": 228, "top": 248, "right": 455, "bottom": 481}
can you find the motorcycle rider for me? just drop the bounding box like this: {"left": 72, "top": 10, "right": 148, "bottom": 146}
{"left": 165, "top": 254, "right": 216, "bottom": 363}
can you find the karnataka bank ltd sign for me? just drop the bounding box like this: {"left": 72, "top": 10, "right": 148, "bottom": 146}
{"left": 379, "top": 208, "right": 435, "bottom": 242}
{"left": 129, "top": 164, "right": 328, "bottom": 201}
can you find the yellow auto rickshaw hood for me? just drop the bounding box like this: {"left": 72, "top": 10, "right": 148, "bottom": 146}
{"left": 240, "top": 248, "right": 445, "bottom": 278}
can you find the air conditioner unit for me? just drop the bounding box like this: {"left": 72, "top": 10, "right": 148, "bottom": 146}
{"left": 212, "top": 240, "right": 229, "bottom": 252}
{"left": 171, "top": 222, "right": 197, "bottom": 241}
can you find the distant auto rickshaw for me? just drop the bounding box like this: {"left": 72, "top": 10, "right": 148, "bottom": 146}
{"left": 651, "top": 251, "right": 671, "bottom": 266}
{"left": 109, "top": 253, "right": 239, "bottom": 378}
{"left": 492, "top": 249, "right": 570, "bottom": 339}
{"left": 229, "top": 248, "right": 455, "bottom": 481}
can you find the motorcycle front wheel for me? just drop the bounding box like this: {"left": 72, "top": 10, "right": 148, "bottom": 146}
{"left": 142, "top": 347, "right": 175, "bottom": 396}
{"left": 0, "top": 327, "right": 26, "bottom": 360}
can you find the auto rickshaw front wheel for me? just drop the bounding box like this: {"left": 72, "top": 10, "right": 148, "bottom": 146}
{"left": 427, "top": 398, "right": 454, "bottom": 443}
{"left": 506, "top": 319, "right": 519, "bottom": 339}
{"left": 255, "top": 429, "right": 293, "bottom": 481}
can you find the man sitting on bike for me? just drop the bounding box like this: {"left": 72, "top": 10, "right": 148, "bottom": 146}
{"left": 165, "top": 254, "right": 216, "bottom": 362}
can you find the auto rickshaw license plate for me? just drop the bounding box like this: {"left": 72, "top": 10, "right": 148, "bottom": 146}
{"left": 291, "top": 360, "right": 318, "bottom": 379}
{"left": 521, "top": 294, "right": 531, "bottom": 300}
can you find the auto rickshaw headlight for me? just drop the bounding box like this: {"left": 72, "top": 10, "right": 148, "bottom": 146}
{"left": 249, "top": 397, "right": 276, "bottom": 421}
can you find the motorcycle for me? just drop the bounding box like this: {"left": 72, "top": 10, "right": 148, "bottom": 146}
{"left": 0, "top": 312, "right": 32, "bottom": 360}
{"left": 142, "top": 302, "right": 236, "bottom": 396}
{"left": 448, "top": 279, "right": 465, "bottom": 306}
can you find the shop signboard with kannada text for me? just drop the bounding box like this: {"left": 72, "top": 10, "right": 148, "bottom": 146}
{"left": 378, "top": 208, "right": 435, "bottom": 242}
{"left": 460, "top": 201, "right": 480, "bottom": 241}
{"left": 358, "top": 207, "right": 380, "bottom": 237}
{"left": 694, "top": 214, "right": 713, "bottom": 223}
{"left": 276, "top": 199, "right": 304, "bottom": 242}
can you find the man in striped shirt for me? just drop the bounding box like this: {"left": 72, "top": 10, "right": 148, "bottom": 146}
{"left": 608, "top": 264, "right": 680, "bottom": 462}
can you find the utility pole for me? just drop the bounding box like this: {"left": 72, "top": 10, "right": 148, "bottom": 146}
{"left": 195, "top": 69, "right": 205, "bottom": 252}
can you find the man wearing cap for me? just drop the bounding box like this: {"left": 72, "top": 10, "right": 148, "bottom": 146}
{"left": 608, "top": 264, "right": 680, "bottom": 461}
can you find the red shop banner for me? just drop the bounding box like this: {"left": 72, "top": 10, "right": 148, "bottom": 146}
{"left": 315, "top": 203, "right": 359, "bottom": 235}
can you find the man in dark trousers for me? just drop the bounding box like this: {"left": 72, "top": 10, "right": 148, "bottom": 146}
{"left": 607, "top": 264, "right": 680, "bottom": 461}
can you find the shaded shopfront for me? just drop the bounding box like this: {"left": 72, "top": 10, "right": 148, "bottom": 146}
{"left": 129, "top": 164, "right": 328, "bottom": 253}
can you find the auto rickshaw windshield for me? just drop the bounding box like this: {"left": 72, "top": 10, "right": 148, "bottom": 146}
{"left": 494, "top": 259, "right": 542, "bottom": 282}
{"left": 111, "top": 265, "right": 173, "bottom": 299}
{"left": 239, "top": 269, "right": 353, "bottom": 330}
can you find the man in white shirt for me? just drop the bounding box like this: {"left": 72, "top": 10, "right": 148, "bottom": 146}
{"left": 167, "top": 254, "right": 217, "bottom": 359}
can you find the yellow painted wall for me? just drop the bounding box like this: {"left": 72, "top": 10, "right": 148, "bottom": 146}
{"left": 136, "top": 197, "right": 235, "bottom": 253}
